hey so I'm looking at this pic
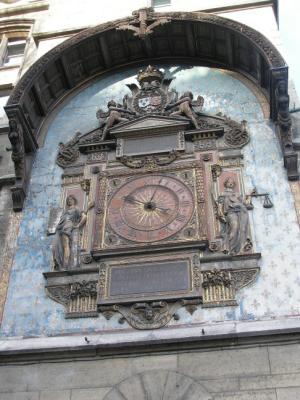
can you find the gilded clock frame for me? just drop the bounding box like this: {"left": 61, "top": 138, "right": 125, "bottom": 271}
{"left": 92, "top": 160, "right": 208, "bottom": 257}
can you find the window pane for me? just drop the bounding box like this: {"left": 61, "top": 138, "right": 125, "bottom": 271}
{"left": 3, "top": 39, "right": 26, "bottom": 66}
{"left": 153, "top": 0, "right": 171, "bottom": 7}
{"left": 7, "top": 40, "right": 26, "bottom": 57}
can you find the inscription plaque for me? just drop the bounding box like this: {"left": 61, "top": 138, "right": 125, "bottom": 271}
{"left": 117, "top": 132, "right": 184, "bottom": 157}
{"left": 109, "top": 261, "right": 189, "bottom": 296}
{"left": 97, "top": 254, "right": 202, "bottom": 305}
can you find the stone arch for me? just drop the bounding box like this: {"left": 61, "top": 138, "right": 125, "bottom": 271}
{"left": 103, "top": 370, "right": 212, "bottom": 400}
{"left": 4, "top": 8, "right": 297, "bottom": 210}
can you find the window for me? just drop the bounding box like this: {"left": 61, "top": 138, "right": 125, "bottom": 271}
{"left": 3, "top": 38, "right": 26, "bottom": 67}
{"left": 152, "top": 0, "right": 171, "bottom": 7}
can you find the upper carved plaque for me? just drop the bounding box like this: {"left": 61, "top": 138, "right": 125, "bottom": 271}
{"left": 55, "top": 65, "right": 250, "bottom": 167}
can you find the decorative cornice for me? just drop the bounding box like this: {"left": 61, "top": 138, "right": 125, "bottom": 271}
{"left": 7, "top": 10, "right": 285, "bottom": 106}
{"left": 1, "top": 317, "right": 300, "bottom": 361}
{"left": 0, "top": 1, "right": 48, "bottom": 17}
{"left": 4, "top": 9, "right": 293, "bottom": 211}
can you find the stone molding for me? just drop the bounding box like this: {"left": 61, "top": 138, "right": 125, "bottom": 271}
{"left": 1, "top": 316, "right": 300, "bottom": 361}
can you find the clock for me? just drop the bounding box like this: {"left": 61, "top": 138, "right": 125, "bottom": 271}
{"left": 107, "top": 175, "right": 194, "bottom": 243}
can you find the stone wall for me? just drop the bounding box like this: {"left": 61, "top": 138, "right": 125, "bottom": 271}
{"left": 1, "top": 65, "right": 300, "bottom": 337}
{"left": 1, "top": 341, "right": 300, "bottom": 399}
{"left": 0, "top": 131, "right": 17, "bottom": 324}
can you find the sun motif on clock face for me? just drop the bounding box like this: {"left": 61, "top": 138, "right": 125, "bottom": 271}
{"left": 107, "top": 175, "right": 194, "bottom": 243}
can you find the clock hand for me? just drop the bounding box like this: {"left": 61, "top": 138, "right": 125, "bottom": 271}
{"left": 124, "top": 195, "right": 171, "bottom": 213}
{"left": 155, "top": 206, "right": 171, "bottom": 213}
{"left": 149, "top": 178, "right": 163, "bottom": 203}
{"left": 123, "top": 195, "right": 145, "bottom": 205}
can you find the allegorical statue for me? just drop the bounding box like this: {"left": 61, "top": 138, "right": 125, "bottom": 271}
{"left": 165, "top": 91, "right": 204, "bottom": 129}
{"left": 215, "top": 177, "right": 250, "bottom": 255}
{"left": 52, "top": 195, "right": 93, "bottom": 270}
{"left": 97, "top": 100, "right": 136, "bottom": 139}
{"left": 95, "top": 65, "right": 206, "bottom": 137}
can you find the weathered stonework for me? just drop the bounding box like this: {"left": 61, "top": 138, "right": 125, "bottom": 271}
{"left": 0, "top": 212, "right": 21, "bottom": 324}
{"left": 290, "top": 181, "right": 300, "bottom": 225}
{"left": 1, "top": 66, "right": 300, "bottom": 338}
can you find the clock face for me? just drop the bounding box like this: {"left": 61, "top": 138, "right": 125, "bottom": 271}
{"left": 107, "top": 175, "right": 194, "bottom": 243}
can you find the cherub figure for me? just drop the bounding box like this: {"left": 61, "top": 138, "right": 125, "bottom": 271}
{"left": 97, "top": 100, "right": 135, "bottom": 138}
{"left": 165, "top": 91, "right": 204, "bottom": 129}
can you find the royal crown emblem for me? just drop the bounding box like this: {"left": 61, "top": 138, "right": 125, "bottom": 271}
{"left": 125, "top": 65, "right": 174, "bottom": 114}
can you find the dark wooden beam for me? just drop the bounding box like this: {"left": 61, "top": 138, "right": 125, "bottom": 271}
{"left": 99, "top": 35, "right": 112, "bottom": 68}
{"left": 60, "top": 55, "right": 76, "bottom": 89}
{"left": 186, "top": 23, "right": 196, "bottom": 57}
{"left": 226, "top": 31, "right": 234, "bottom": 67}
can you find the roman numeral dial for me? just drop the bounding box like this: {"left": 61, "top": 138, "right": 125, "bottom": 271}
{"left": 107, "top": 175, "right": 195, "bottom": 243}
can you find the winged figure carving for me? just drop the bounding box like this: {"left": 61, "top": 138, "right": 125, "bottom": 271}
{"left": 165, "top": 91, "right": 204, "bottom": 129}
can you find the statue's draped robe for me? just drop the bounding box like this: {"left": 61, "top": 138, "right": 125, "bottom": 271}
{"left": 53, "top": 207, "right": 82, "bottom": 269}
{"left": 222, "top": 191, "right": 249, "bottom": 255}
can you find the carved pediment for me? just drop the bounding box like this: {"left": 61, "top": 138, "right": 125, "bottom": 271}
{"left": 109, "top": 115, "right": 190, "bottom": 137}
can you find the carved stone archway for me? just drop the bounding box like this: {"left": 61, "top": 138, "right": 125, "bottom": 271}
{"left": 103, "top": 370, "right": 212, "bottom": 400}
{"left": 5, "top": 8, "right": 298, "bottom": 210}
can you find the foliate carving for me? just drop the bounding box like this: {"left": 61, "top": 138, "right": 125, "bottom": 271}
{"left": 80, "top": 130, "right": 101, "bottom": 145}
{"left": 223, "top": 117, "right": 249, "bottom": 147}
{"left": 201, "top": 266, "right": 260, "bottom": 307}
{"left": 56, "top": 132, "right": 80, "bottom": 168}
{"left": 69, "top": 281, "right": 97, "bottom": 299}
{"left": 202, "top": 269, "right": 231, "bottom": 289}
{"left": 47, "top": 281, "right": 98, "bottom": 316}
{"left": 202, "top": 269, "right": 235, "bottom": 307}
{"left": 192, "top": 266, "right": 201, "bottom": 288}
{"left": 46, "top": 285, "right": 70, "bottom": 306}
{"left": 98, "top": 266, "right": 107, "bottom": 292}
{"left": 116, "top": 301, "right": 181, "bottom": 330}
{"left": 117, "top": 8, "right": 171, "bottom": 39}
{"left": 67, "top": 281, "right": 98, "bottom": 317}
{"left": 231, "top": 268, "right": 259, "bottom": 290}
{"left": 119, "top": 151, "right": 179, "bottom": 169}
{"left": 196, "top": 118, "right": 222, "bottom": 131}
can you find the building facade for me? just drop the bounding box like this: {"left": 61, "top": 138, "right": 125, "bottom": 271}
{"left": 1, "top": 1, "right": 300, "bottom": 399}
